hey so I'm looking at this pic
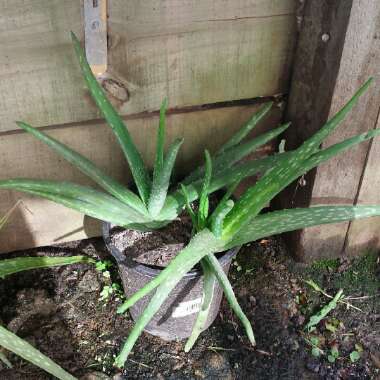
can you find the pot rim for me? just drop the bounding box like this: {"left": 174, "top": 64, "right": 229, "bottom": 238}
{"left": 102, "top": 221, "right": 239, "bottom": 279}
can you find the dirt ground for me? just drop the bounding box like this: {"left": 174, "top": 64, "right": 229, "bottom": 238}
{"left": 0, "top": 236, "right": 379, "bottom": 380}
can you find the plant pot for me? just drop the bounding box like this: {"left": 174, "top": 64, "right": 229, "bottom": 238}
{"left": 102, "top": 221, "right": 239, "bottom": 341}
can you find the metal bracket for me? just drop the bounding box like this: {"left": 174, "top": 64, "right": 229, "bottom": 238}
{"left": 84, "top": 0, "right": 107, "bottom": 77}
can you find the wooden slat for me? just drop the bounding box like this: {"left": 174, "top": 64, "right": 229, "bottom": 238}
{"left": 277, "top": 0, "right": 380, "bottom": 261}
{"left": 0, "top": 0, "right": 296, "bottom": 132}
{"left": 345, "top": 111, "right": 380, "bottom": 255}
{"left": 0, "top": 104, "right": 282, "bottom": 253}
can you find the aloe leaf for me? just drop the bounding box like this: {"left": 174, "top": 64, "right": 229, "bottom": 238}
{"left": 159, "top": 153, "right": 291, "bottom": 222}
{"left": 15, "top": 122, "right": 146, "bottom": 214}
{"left": 115, "top": 230, "right": 224, "bottom": 367}
{"left": 0, "top": 201, "right": 21, "bottom": 230}
{"left": 226, "top": 205, "right": 380, "bottom": 249}
{"left": 183, "top": 122, "right": 289, "bottom": 185}
{"left": 198, "top": 151, "right": 212, "bottom": 228}
{"left": 117, "top": 228, "right": 223, "bottom": 316}
{"left": 0, "top": 180, "right": 147, "bottom": 227}
{"left": 71, "top": 32, "right": 151, "bottom": 205}
{"left": 148, "top": 138, "right": 184, "bottom": 217}
{"left": 0, "top": 325, "right": 77, "bottom": 380}
{"left": 184, "top": 260, "right": 216, "bottom": 352}
{"left": 0, "top": 351, "right": 12, "bottom": 368}
{"left": 0, "top": 256, "right": 94, "bottom": 279}
{"left": 210, "top": 199, "right": 234, "bottom": 238}
{"left": 218, "top": 101, "right": 274, "bottom": 153}
{"left": 180, "top": 184, "right": 198, "bottom": 229}
{"left": 204, "top": 254, "right": 255, "bottom": 346}
{"left": 152, "top": 98, "right": 168, "bottom": 179}
{"left": 223, "top": 79, "right": 373, "bottom": 239}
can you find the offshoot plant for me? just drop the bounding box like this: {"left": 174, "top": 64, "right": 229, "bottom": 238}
{"left": 113, "top": 78, "right": 380, "bottom": 367}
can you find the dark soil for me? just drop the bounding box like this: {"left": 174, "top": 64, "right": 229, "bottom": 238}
{"left": 110, "top": 215, "right": 192, "bottom": 268}
{"left": 0, "top": 237, "right": 379, "bottom": 380}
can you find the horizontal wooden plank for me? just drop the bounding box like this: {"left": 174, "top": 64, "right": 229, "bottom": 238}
{"left": 0, "top": 0, "right": 296, "bottom": 132}
{"left": 0, "top": 103, "right": 282, "bottom": 253}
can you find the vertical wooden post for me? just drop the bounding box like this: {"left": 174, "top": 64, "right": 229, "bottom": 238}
{"left": 278, "top": 0, "right": 380, "bottom": 262}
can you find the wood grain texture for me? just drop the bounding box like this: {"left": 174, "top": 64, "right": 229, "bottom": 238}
{"left": 0, "top": 104, "right": 282, "bottom": 253}
{"left": 0, "top": 0, "right": 297, "bottom": 132}
{"left": 345, "top": 110, "right": 380, "bottom": 255}
{"left": 277, "top": 0, "right": 380, "bottom": 261}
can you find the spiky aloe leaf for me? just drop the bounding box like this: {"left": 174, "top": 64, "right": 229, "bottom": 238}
{"left": 152, "top": 99, "right": 168, "bottom": 179}
{"left": 210, "top": 199, "right": 234, "bottom": 238}
{"left": 222, "top": 79, "right": 373, "bottom": 239}
{"left": 198, "top": 151, "right": 212, "bottom": 229}
{"left": 204, "top": 254, "right": 255, "bottom": 346}
{"left": 15, "top": 122, "right": 146, "bottom": 214}
{"left": 182, "top": 122, "right": 289, "bottom": 185}
{"left": 185, "top": 260, "right": 216, "bottom": 352}
{"left": 0, "top": 256, "right": 94, "bottom": 279}
{"left": 226, "top": 205, "right": 380, "bottom": 249}
{"left": 0, "top": 201, "right": 21, "bottom": 230}
{"left": 0, "top": 325, "right": 77, "bottom": 380}
{"left": 180, "top": 184, "right": 198, "bottom": 229}
{"left": 148, "top": 138, "right": 184, "bottom": 217}
{"left": 218, "top": 101, "right": 274, "bottom": 153}
{"left": 71, "top": 32, "right": 151, "bottom": 205}
{"left": 115, "top": 229, "right": 224, "bottom": 367}
{"left": 159, "top": 152, "right": 291, "bottom": 222}
{"left": 0, "top": 180, "right": 148, "bottom": 227}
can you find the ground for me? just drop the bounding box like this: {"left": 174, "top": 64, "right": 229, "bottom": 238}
{"left": 0, "top": 237, "right": 379, "bottom": 380}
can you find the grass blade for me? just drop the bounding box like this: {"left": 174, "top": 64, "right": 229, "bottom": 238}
{"left": 0, "top": 256, "right": 94, "bottom": 278}
{"left": 218, "top": 101, "right": 274, "bottom": 153}
{"left": 71, "top": 32, "right": 151, "bottom": 204}
{"left": 0, "top": 325, "right": 77, "bottom": 380}
{"left": 148, "top": 138, "right": 184, "bottom": 217}
{"left": 226, "top": 205, "right": 380, "bottom": 249}
{"left": 305, "top": 289, "right": 344, "bottom": 332}
{"left": 15, "top": 122, "right": 146, "bottom": 214}
{"left": 184, "top": 260, "right": 216, "bottom": 352}
{"left": 0, "top": 201, "right": 21, "bottom": 230}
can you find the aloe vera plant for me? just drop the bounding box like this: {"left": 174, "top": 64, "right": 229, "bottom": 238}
{"left": 0, "top": 33, "right": 289, "bottom": 231}
{"left": 113, "top": 78, "right": 380, "bottom": 367}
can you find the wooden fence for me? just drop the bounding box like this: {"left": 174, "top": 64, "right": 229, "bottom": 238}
{"left": 1, "top": 1, "right": 379, "bottom": 261}
{"left": 0, "top": 0, "right": 296, "bottom": 252}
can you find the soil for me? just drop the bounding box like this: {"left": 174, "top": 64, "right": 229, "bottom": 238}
{"left": 110, "top": 215, "right": 192, "bottom": 268}
{"left": 0, "top": 236, "right": 379, "bottom": 380}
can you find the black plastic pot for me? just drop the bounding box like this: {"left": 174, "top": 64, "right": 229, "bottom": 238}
{"left": 102, "top": 222, "right": 239, "bottom": 341}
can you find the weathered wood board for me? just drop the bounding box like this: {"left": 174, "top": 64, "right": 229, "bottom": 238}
{"left": 0, "top": 0, "right": 297, "bottom": 132}
{"left": 0, "top": 104, "right": 282, "bottom": 253}
{"left": 279, "top": 0, "right": 380, "bottom": 261}
{"left": 345, "top": 112, "right": 380, "bottom": 255}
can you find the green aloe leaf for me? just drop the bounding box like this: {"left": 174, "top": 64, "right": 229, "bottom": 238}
{"left": 15, "top": 121, "right": 146, "bottom": 214}
{"left": 204, "top": 254, "right": 255, "bottom": 346}
{"left": 152, "top": 98, "right": 168, "bottom": 179}
{"left": 71, "top": 32, "right": 151, "bottom": 205}
{"left": 183, "top": 122, "right": 289, "bottom": 185}
{"left": 116, "top": 229, "right": 224, "bottom": 321}
{"left": 0, "top": 325, "right": 77, "bottom": 380}
{"left": 184, "top": 260, "right": 216, "bottom": 352}
{"left": 222, "top": 79, "right": 373, "bottom": 239}
{"left": 226, "top": 205, "right": 380, "bottom": 249}
{"left": 218, "top": 101, "right": 274, "bottom": 153}
{"left": 148, "top": 138, "right": 184, "bottom": 217}
{"left": 0, "top": 180, "right": 148, "bottom": 227}
{"left": 198, "top": 151, "right": 212, "bottom": 229}
{"left": 0, "top": 256, "right": 94, "bottom": 279}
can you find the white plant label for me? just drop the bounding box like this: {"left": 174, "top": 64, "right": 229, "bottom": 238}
{"left": 172, "top": 297, "right": 203, "bottom": 318}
